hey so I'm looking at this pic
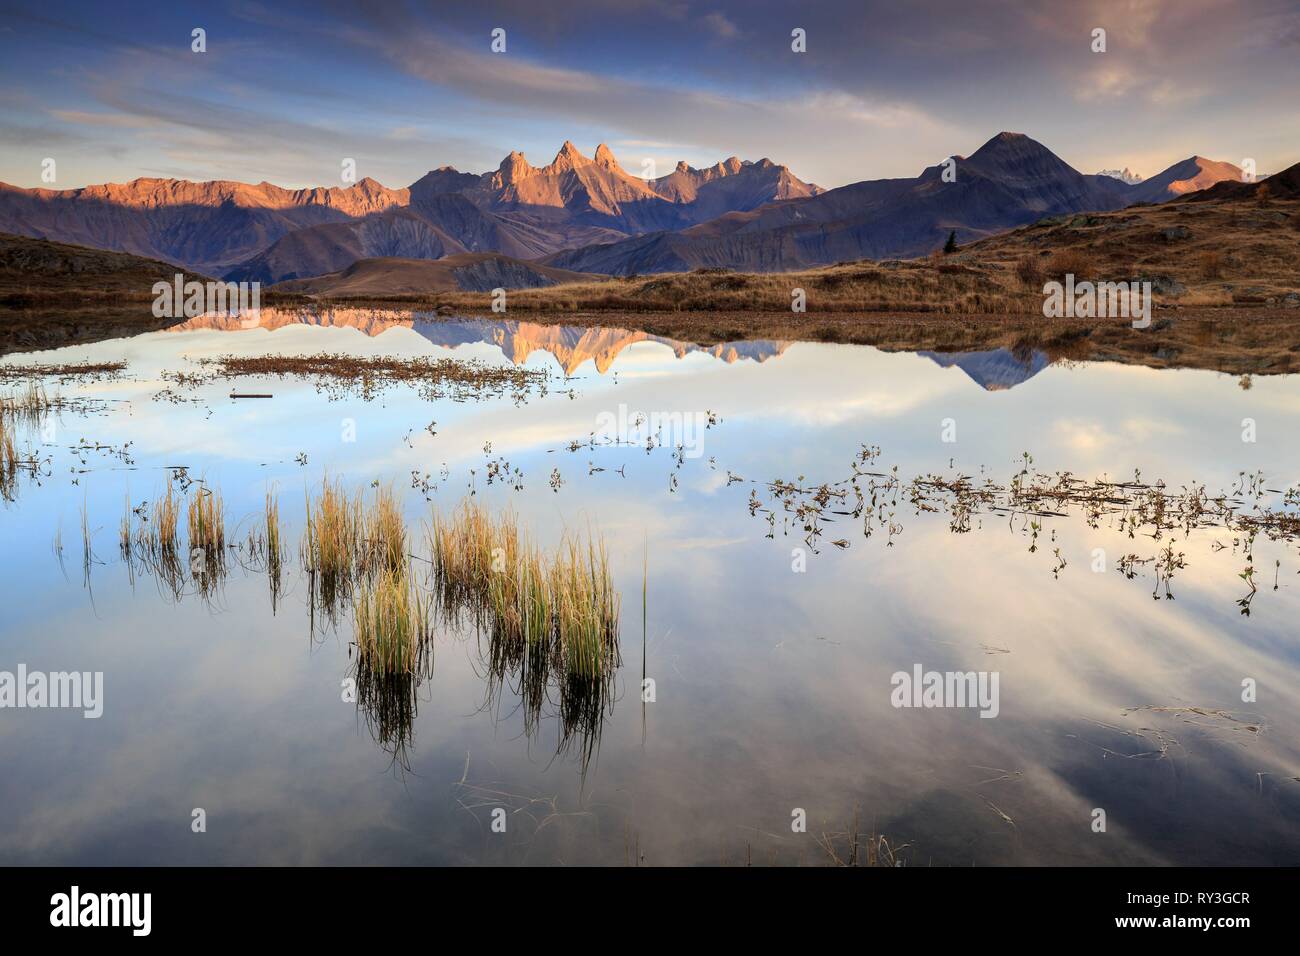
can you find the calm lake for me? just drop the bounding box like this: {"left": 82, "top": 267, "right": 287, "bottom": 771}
{"left": 1, "top": 308, "right": 1298, "bottom": 865}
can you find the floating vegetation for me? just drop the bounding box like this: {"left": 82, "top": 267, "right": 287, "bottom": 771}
{"left": 1122, "top": 704, "right": 1262, "bottom": 736}
{"left": 0, "top": 360, "right": 126, "bottom": 384}
{"left": 746, "top": 444, "right": 1300, "bottom": 610}
{"left": 0, "top": 378, "right": 117, "bottom": 503}
{"left": 170, "top": 353, "right": 550, "bottom": 404}
{"left": 428, "top": 498, "right": 621, "bottom": 767}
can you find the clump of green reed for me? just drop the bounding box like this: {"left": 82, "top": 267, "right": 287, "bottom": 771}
{"left": 151, "top": 478, "right": 181, "bottom": 563}
{"left": 485, "top": 532, "right": 552, "bottom": 725}
{"left": 264, "top": 490, "right": 282, "bottom": 561}
{"left": 429, "top": 498, "right": 620, "bottom": 680}
{"left": 429, "top": 497, "right": 504, "bottom": 613}
{"left": 427, "top": 498, "right": 621, "bottom": 762}
{"left": 186, "top": 483, "right": 226, "bottom": 600}
{"left": 360, "top": 484, "right": 406, "bottom": 577}
{"left": 265, "top": 489, "right": 283, "bottom": 607}
{"left": 119, "top": 493, "right": 132, "bottom": 561}
{"left": 302, "top": 480, "right": 409, "bottom": 617}
{"left": 551, "top": 535, "right": 619, "bottom": 681}
{"left": 0, "top": 414, "right": 17, "bottom": 500}
{"left": 302, "top": 478, "right": 362, "bottom": 612}
{"left": 0, "top": 381, "right": 56, "bottom": 425}
{"left": 353, "top": 561, "right": 431, "bottom": 675}
{"left": 187, "top": 483, "right": 226, "bottom": 559}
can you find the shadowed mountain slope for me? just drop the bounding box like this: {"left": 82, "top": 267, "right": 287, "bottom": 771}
{"left": 0, "top": 177, "right": 407, "bottom": 276}
{"left": 542, "top": 134, "right": 1244, "bottom": 274}
{"left": 268, "top": 253, "right": 600, "bottom": 296}
{"left": 0, "top": 143, "right": 819, "bottom": 281}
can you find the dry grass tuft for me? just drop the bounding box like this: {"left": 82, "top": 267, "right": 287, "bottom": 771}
{"left": 1015, "top": 255, "right": 1043, "bottom": 289}
{"left": 1045, "top": 247, "right": 1099, "bottom": 282}
{"left": 302, "top": 480, "right": 413, "bottom": 619}
{"left": 187, "top": 483, "right": 225, "bottom": 563}
{"left": 353, "top": 561, "right": 431, "bottom": 675}
{"left": 428, "top": 498, "right": 621, "bottom": 755}
{"left": 429, "top": 499, "right": 620, "bottom": 681}
{"left": 0, "top": 413, "right": 17, "bottom": 498}
{"left": 302, "top": 477, "right": 362, "bottom": 610}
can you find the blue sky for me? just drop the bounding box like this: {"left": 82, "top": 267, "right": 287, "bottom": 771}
{"left": 1, "top": 0, "right": 1298, "bottom": 191}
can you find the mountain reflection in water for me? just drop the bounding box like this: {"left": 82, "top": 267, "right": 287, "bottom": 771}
{"left": 167, "top": 308, "right": 791, "bottom": 375}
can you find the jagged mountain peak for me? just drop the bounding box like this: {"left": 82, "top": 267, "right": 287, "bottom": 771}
{"left": 491, "top": 150, "right": 535, "bottom": 188}
{"left": 548, "top": 140, "right": 590, "bottom": 172}
{"left": 593, "top": 143, "right": 621, "bottom": 171}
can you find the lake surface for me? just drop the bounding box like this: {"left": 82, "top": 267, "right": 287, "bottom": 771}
{"left": 1, "top": 307, "right": 1298, "bottom": 866}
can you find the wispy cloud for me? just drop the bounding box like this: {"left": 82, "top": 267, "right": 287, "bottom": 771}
{"left": 0, "top": 0, "right": 1296, "bottom": 189}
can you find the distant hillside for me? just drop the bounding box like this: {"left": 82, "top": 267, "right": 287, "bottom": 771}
{"left": 1127, "top": 157, "right": 1244, "bottom": 203}
{"left": 0, "top": 177, "right": 406, "bottom": 276}
{"left": 949, "top": 159, "right": 1299, "bottom": 307}
{"left": 226, "top": 208, "right": 469, "bottom": 285}
{"left": 0, "top": 231, "right": 208, "bottom": 302}
{"left": 0, "top": 231, "right": 214, "bottom": 355}
{"left": 269, "top": 253, "right": 601, "bottom": 297}
{"left": 430, "top": 160, "right": 1300, "bottom": 314}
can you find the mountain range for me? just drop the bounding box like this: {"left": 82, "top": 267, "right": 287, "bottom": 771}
{"left": 542, "top": 136, "right": 1243, "bottom": 275}
{"left": 0, "top": 134, "right": 1245, "bottom": 286}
